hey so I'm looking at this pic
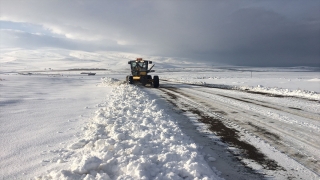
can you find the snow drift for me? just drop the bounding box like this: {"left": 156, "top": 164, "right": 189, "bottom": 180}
{"left": 37, "top": 80, "right": 222, "bottom": 180}
{"left": 162, "top": 77, "right": 320, "bottom": 101}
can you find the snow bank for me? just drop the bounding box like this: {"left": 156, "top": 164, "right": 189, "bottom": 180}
{"left": 307, "top": 78, "right": 320, "bottom": 82}
{"left": 163, "top": 78, "right": 320, "bottom": 101}
{"left": 37, "top": 81, "right": 221, "bottom": 179}
{"left": 98, "top": 77, "right": 125, "bottom": 87}
{"left": 239, "top": 85, "right": 320, "bottom": 101}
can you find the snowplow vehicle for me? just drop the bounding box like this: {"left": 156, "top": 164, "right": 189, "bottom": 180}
{"left": 126, "top": 58, "right": 159, "bottom": 88}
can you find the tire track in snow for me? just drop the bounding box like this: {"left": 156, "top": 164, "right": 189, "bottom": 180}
{"left": 181, "top": 88, "right": 320, "bottom": 149}
{"left": 159, "top": 88, "right": 282, "bottom": 170}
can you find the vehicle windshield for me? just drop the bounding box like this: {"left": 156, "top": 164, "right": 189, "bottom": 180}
{"left": 131, "top": 61, "right": 147, "bottom": 71}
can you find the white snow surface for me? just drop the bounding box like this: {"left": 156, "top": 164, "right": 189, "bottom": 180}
{"left": 1, "top": 50, "right": 320, "bottom": 179}
{"left": 36, "top": 78, "right": 220, "bottom": 180}
{"left": 0, "top": 74, "right": 112, "bottom": 179}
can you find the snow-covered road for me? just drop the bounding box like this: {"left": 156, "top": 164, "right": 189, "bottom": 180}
{"left": 156, "top": 80, "right": 320, "bottom": 179}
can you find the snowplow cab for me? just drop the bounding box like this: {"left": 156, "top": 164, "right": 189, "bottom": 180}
{"left": 126, "top": 58, "right": 159, "bottom": 88}
{"left": 128, "top": 58, "right": 152, "bottom": 76}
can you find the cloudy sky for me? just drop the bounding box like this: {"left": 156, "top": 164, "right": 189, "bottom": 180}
{"left": 1, "top": 1, "right": 319, "bottom": 66}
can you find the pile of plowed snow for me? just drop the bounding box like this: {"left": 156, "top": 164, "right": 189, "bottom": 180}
{"left": 98, "top": 77, "right": 125, "bottom": 87}
{"left": 37, "top": 81, "right": 221, "bottom": 179}
{"left": 239, "top": 85, "right": 320, "bottom": 100}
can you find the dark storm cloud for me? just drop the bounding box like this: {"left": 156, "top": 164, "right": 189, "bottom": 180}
{"left": 205, "top": 7, "right": 320, "bottom": 66}
{"left": 1, "top": 1, "right": 319, "bottom": 66}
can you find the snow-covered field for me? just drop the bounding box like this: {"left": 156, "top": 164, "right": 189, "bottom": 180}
{"left": 0, "top": 73, "right": 113, "bottom": 179}
{"left": 1, "top": 51, "right": 320, "bottom": 179}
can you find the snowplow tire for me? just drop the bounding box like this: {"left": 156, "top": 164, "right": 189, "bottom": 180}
{"left": 147, "top": 75, "right": 152, "bottom": 85}
{"left": 141, "top": 76, "right": 147, "bottom": 86}
{"left": 129, "top": 76, "right": 134, "bottom": 84}
{"left": 153, "top": 76, "right": 159, "bottom": 88}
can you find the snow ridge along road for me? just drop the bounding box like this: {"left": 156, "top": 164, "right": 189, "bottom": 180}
{"left": 37, "top": 78, "right": 222, "bottom": 180}
{"left": 156, "top": 80, "right": 319, "bottom": 179}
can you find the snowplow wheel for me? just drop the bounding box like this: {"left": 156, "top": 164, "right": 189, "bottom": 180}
{"left": 129, "top": 76, "right": 134, "bottom": 84}
{"left": 153, "top": 76, "right": 159, "bottom": 88}
{"left": 147, "top": 75, "right": 152, "bottom": 85}
{"left": 141, "top": 76, "right": 147, "bottom": 86}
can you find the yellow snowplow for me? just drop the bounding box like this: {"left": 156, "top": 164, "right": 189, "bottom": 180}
{"left": 126, "top": 58, "right": 159, "bottom": 88}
